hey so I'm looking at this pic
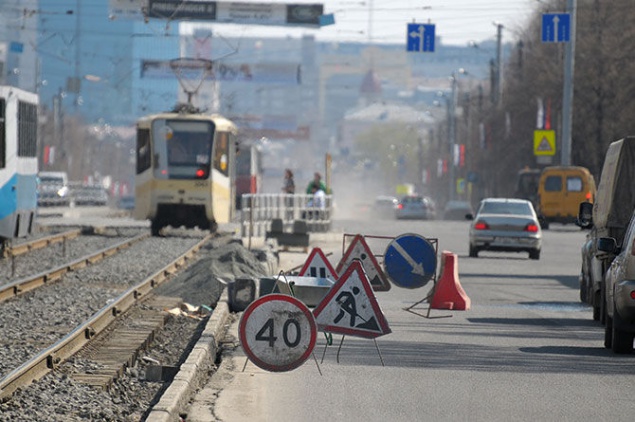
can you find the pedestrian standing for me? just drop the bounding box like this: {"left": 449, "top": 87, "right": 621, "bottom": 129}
{"left": 282, "top": 169, "right": 295, "bottom": 220}
{"left": 282, "top": 169, "right": 295, "bottom": 195}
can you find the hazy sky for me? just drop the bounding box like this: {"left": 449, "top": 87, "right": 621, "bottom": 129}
{"left": 184, "top": 0, "right": 541, "bottom": 46}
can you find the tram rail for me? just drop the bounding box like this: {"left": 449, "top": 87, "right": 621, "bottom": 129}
{"left": 0, "top": 233, "right": 217, "bottom": 401}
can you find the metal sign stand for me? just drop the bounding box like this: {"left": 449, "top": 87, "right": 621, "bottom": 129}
{"left": 400, "top": 237, "right": 452, "bottom": 319}
{"left": 319, "top": 334, "right": 385, "bottom": 367}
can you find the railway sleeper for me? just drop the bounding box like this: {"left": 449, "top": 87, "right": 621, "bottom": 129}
{"left": 70, "top": 296, "right": 181, "bottom": 391}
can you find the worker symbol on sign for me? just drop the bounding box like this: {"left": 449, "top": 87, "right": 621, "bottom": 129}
{"left": 334, "top": 287, "right": 359, "bottom": 326}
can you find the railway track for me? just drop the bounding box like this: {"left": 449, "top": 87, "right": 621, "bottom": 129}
{"left": 3, "top": 228, "right": 82, "bottom": 258}
{"left": 0, "top": 233, "right": 220, "bottom": 401}
{"left": 0, "top": 232, "right": 149, "bottom": 304}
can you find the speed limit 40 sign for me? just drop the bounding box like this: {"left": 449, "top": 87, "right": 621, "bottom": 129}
{"left": 239, "top": 294, "right": 317, "bottom": 372}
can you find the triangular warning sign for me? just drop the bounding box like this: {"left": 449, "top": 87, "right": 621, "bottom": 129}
{"left": 336, "top": 234, "right": 391, "bottom": 291}
{"left": 298, "top": 248, "right": 338, "bottom": 280}
{"left": 313, "top": 261, "right": 391, "bottom": 339}
{"left": 537, "top": 137, "right": 553, "bottom": 151}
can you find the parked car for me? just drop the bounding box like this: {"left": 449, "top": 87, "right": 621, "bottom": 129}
{"left": 73, "top": 185, "right": 109, "bottom": 206}
{"left": 443, "top": 200, "right": 473, "bottom": 220}
{"left": 598, "top": 210, "right": 635, "bottom": 354}
{"left": 576, "top": 136, "right": 635, "bottom": 322}
{"left": 372, "top": 195, "right": 398, "bottom": 219}
{"left": 467, "top": 198, "right": 542, "bottom": 259}
{"left": 37, "top": 171, "right": 71, "bottom": 207}
{"left": 395, "top": 195, "right": 436, "bottom": 220}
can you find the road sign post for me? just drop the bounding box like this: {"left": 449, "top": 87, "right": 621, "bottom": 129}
{"left": 239, "top": 294, "right": 317, "bottom": 372}
{"left": 541, "top": 13, "right": 571, "bottom": 43}
{"left": 407, "top": 23, "right": 435, "bottom": 52}
{"left": 383, "top": 234, "right": 437, "bottom": 289}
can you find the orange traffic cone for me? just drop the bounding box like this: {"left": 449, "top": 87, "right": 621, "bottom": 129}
{"left": 429, "top": 251, "right": 471, "bottom": 310}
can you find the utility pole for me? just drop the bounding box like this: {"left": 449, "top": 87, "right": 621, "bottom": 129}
{"left": 494, "top": 23, "right": 504, "bottom": 106}
{"left": 561, "top": 0, "right": 577, "bottom": 166}
{"left": 73, "top": 0, "right": 81, "bottom": 111}
{"left": 449, "top": 73, "right": 457, "bottom": 201}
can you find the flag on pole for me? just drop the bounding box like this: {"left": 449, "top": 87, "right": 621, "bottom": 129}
{"left": 536, "top": 97, "right": 544, "bottom": 129}
{"left": 544, "top": 98, "right": 552, "bottom": 130}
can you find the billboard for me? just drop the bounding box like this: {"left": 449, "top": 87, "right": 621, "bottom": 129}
{"left": 109, "top": 1, "right": 326, "bottom": 27}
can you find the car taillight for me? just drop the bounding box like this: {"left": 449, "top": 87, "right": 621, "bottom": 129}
{"left": 397, "top": 204, "right": 404, "bottom": 210}
{"left": 195, "top": 168, "right": 206, "bottom": 178}
{"left": 630, "top": 290, "right": 635, "bottom": 300}
{"left": 474, "top": 221, "right": 489, "bottom": 230}
{"left": 524, "top": 223, "right": 539, "bottom": 233}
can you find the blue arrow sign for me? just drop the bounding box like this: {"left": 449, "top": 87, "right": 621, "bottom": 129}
{"left": 407, "top": 23, "right": 435, "bottom": 52}
{"left": 542, "top": 13, "right": 570, "bottom": 43}
{"left": 383, "top": 234, "right": 437, "bottom": 289}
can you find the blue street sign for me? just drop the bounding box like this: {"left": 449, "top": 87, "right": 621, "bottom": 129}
{"left": 407, "top": 23, "right": 435, "bottom": 53}
{"left": 383, "top": 233, "right": 437, "bottom": 289}
{"left": 542, "top": 13, "right": 570, "bottom": 43}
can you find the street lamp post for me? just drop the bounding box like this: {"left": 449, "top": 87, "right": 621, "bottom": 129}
{"left": 448, "top": 68, "right": 467, "bottom": 202}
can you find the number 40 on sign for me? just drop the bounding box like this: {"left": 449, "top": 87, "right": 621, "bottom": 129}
{"left": 239, "top": 294, "right": 317, "bottom": 372}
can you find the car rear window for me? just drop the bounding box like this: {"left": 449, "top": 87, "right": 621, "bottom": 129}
{"left": 566, "top": 176, "right": 583, "bottom": 192}
{"left": 544, "top": 175, "right": 562, "bottom": 192}
{"left": 480, "top": 201, "right": 532, "bottom": 216}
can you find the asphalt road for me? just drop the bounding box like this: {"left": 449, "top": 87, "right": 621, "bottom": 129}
{"left": 197, "top": 218, "right": 635, "bottom": 422}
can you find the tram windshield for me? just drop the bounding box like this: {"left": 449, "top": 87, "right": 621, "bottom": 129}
{"left": 152, "top": 119, "right": 215, "bottom": 179}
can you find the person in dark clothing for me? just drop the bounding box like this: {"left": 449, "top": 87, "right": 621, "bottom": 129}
{"left": 282, "top": 169, "right": 295, "bottom": 194}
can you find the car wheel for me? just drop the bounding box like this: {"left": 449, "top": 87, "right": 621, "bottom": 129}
{"left": 600, "top": 283, "right": 607, "bottom": 325}
{"left": 469, "top": 245, "right": 478, "bottom": 258}
{"left": 604, "top": 314, "right": 613, "bottom": 349}
{"left": 612, "top": 311, "right": 634, "bottom": 354}
{"left": 529, "top": 249, "right": 540, "bottom": 260}
{"left": 579, "top": 273, "right": 588, "bottom": 303}
{"left": 592, "top": 289, "right": 601, "bottom": 321}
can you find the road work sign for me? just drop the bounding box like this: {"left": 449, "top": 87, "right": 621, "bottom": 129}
{"left": 313, "top": 261, "right": 391, "bottom": 339}
{"left": 336, "top": 234, "right": 391, "bottom": 291}
{"left": 239, "top": 294, "right": 317, "bottom": 372}
{"left": 299, "top": 247, "right": 338, "bottom": 280}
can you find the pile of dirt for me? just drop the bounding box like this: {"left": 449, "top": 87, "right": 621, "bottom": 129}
{"left": 154, "top": 242, "right": 270, "bottom": 308}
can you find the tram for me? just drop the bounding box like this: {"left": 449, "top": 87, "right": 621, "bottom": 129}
{"left": 0, "top": 86, "right": 38, "bottom": 249}
{"left": 134, "top": 104, "right": 238, "bottom": 235}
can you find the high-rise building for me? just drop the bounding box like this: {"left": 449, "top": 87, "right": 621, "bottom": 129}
{"left": 0, "top": 0, "right": 39, "bottom": 91}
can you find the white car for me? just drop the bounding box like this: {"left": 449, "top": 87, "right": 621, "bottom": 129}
{"left": 598, "top": 210, "right": 635, "bottom": 354}
{"left": 467, "top": 198, "right": 542, "bottom": 260}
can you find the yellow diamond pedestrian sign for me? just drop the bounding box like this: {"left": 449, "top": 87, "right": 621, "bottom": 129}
{"left": 534, "top": 130, "right": 556, "bottom": 156}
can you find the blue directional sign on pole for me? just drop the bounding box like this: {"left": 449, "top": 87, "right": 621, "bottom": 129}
{"left": 542, "top": 13, "right": 571, "bottom": 43}
{"left": 383, "top": 233, "right": 437, "bottom": 289}
{"left": 407, "top": 23, "right": 435, "bottom": 52}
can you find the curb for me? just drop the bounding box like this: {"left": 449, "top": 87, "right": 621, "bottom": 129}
{"left": 146, "top": 289, "right": 231, "bottom": 422}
